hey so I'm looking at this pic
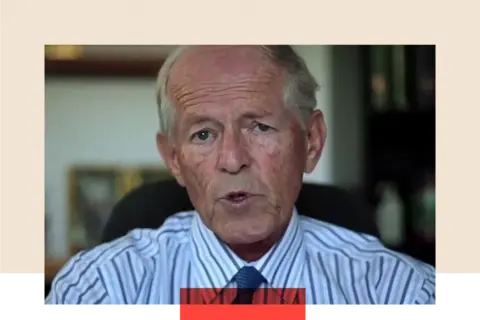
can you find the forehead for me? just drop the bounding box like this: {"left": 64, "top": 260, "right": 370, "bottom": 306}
{"left": 170, "top": 46, "right": 280, "bottom": 81}
{"left": 167, "top": 46, "right": 285, "bottom": 105}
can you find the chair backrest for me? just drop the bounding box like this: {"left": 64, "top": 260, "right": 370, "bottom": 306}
{"left": 101, "top": 179, "right": 378, "bottom": 243}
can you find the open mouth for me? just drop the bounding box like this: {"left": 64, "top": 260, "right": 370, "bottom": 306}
{"left": 224, "top": 191, "right": 252, "bottom": 203}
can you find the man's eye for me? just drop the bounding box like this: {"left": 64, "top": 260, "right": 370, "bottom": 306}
{"left": 253, "top": 123, "right": 273, "bottom": 133}
{"left": 191, "top": 130, "right": 213, "bottom": 142}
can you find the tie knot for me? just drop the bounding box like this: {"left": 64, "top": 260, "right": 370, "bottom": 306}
{"left": 234, "top": 266, "right": 265, "bottom": 289}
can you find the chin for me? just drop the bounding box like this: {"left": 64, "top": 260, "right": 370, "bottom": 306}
{"left": 226, "top": 235, "right": 267, "bottom": 245}
{"left": 221, "top": 225, "right": 274, "bottom": 245}
{"left": 210, "top": 203, "right": 281, "bottom": 245}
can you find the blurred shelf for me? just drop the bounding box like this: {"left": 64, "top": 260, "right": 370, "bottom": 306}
{"left": 45, "top": 58, "right": 165, "bottom": 78}
{"left": 362, "top": 45, "right": 436, "bottom": 267}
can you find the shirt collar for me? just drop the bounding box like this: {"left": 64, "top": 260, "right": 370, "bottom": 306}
{"left": 189, "top": 207, "right": 306, "bottom": 304}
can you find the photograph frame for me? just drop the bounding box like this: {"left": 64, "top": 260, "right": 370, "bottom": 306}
{"left": 67, "top": 165, "right": 125, "bottom": 255}
{"left": 124, "top": 164, "right": 174, "bottom": 192}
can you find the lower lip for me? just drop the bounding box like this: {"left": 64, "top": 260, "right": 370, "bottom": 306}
{"left": 220, "top": 195, "right": 257, "bottom": 208}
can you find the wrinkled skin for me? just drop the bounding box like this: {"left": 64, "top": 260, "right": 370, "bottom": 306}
{"left": 157, "top": 46, "right": 326, "bottom": 261}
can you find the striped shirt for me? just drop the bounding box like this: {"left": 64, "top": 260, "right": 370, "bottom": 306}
{"left": 46, "top": 208, "right": 435, "bottom": 304}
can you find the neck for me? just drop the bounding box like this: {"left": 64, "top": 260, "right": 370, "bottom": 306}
{"left": 229, "top": 240, "right": 276, "bottom": 262}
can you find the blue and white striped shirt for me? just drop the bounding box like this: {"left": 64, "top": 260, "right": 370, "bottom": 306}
{"left": 46, "top": 208, "right": 435, "bottom": 304}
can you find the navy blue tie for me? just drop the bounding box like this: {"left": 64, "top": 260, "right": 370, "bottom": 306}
{"left": 232, "top": 266, "right": 265, "bottom": 304}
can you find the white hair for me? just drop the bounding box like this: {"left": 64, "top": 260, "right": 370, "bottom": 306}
{"left": 155, "top": 45, "right": 319, "bottom": 136}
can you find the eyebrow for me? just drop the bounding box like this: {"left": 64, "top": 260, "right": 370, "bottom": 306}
{"left": 240, "top": 110, "right": 275, "bottom": 120}
{"left": 183, "top": 114, "right": 221, "bottom": 129}
{"left": 183, "top": 109, "right": 276, "bottom": 129}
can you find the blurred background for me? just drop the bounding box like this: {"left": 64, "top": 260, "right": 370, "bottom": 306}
{"left": 44, "top": 45, "right": 435, "bottom": 295}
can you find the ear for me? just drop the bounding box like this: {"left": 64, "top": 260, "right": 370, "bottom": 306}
{"left": 304, "top": 109, "right": 327, "bottom": 174}
{"left": 156, "top": 132, "right": 185, "bottom": 186}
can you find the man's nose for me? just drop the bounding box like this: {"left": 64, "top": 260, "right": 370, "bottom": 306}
{"left": 216, "top": 129, "right": 251, "bottom": 174}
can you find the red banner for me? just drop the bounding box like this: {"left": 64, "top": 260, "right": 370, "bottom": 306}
{"left": 180, "top": 305, "right": 306, "bottom": 320}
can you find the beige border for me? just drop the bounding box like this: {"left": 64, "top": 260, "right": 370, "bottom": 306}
{"left": 1, "top": 0, "right": 479, "bottom": 274}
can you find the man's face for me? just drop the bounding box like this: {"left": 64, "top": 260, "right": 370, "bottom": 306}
{"left": 158, "top": 46, "right": 325, "bottom": 245}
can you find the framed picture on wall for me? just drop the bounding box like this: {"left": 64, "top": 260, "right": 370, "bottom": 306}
{"left": 137, "top": 165, "right": 174, "bottom": 185}
{"left": 68, "top": 165, "right": 125, "bottom": 255}
{"left": 123, "top": 165, "right": 174, "bottom": 192}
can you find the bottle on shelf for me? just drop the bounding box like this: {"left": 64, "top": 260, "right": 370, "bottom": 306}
{"left": 391, "top": 45, "right": 409, "bottom": 112}
{"left": 375, "top": 181, "right": 406, "bottom": 248}
{"left": 369, "top": 46, "right": 392, "bottom": 113}
{"left": 412, "top": 172, "right": 436, "bottom": 243}
{"left": 412, "top": 45, "right": 435, "bottom": 111}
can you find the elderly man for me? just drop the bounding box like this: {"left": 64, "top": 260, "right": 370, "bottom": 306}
{"left": 46, "top": 45, "right": 435, "bottom": 304}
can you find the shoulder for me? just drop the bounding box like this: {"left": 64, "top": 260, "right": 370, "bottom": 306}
{"left": 46, "top": 211, "right": 196, "bottom": 304}
{"left": 300, "top": 215, "right": 435, "bottom": 304}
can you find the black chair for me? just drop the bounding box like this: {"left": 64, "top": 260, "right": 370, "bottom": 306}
{"left": 45, "top": 180, "right": 378, "bottom": 299}
{"left": 102, "top": 179, "right": 379, "bottom": 243}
